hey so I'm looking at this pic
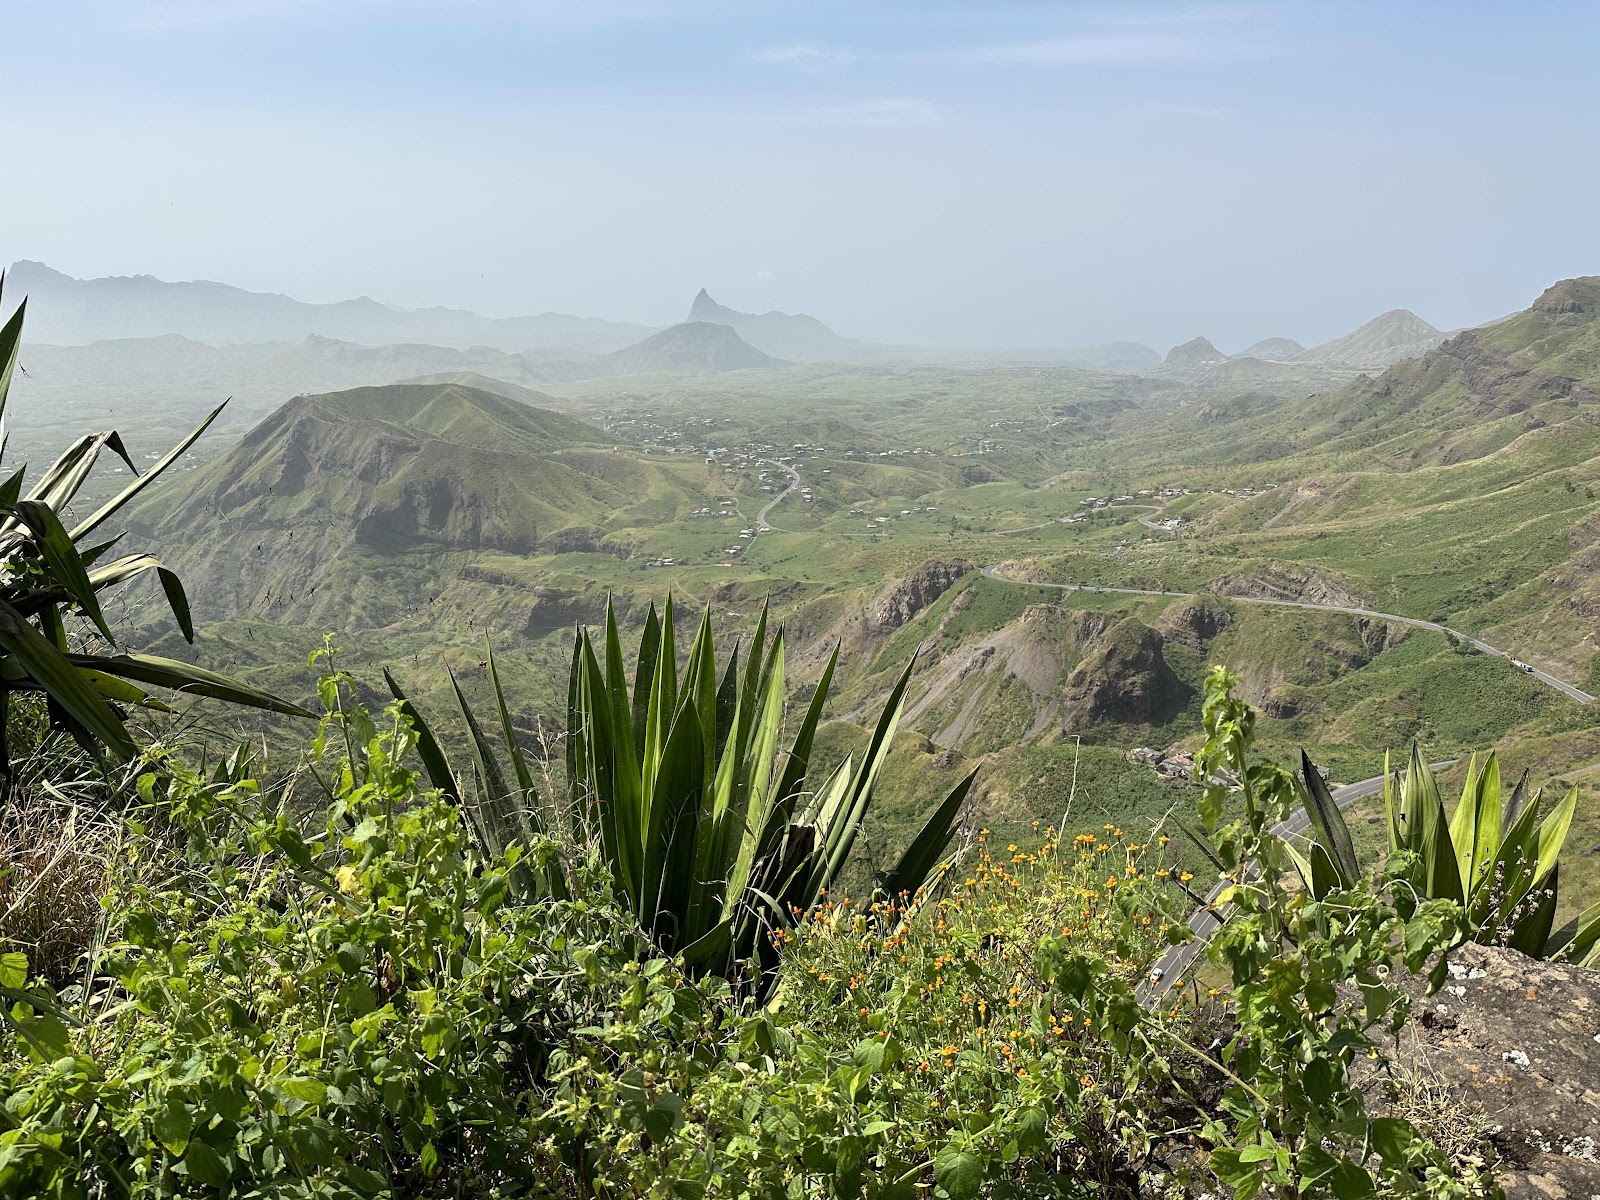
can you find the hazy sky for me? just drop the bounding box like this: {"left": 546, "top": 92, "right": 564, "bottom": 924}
{"left": 3, "top": 1, "right": 1596, "bottom": 351}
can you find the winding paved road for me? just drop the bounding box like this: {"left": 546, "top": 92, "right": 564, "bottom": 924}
{"left": 754, "top": 459, "right": 801, "bottom": 532}
{"left": 979, "top": 565, "right": 1595, "bottom": 706}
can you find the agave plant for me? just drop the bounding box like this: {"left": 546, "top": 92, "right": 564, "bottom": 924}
{"left": 1294, "top": 745, "right": 1575, "bottom": 957}
{"left": 0, "top": 275, "right": 311, "bottom": 798}
{"left": 392, "top": 597, "right": 977, "bottom": 984}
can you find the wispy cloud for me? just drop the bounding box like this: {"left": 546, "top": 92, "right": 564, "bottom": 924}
{"left": 748, "top": 40, "right": 857, "bottom": 72}
{"left": 783, "top": 98, "right": 941, "bottom": 128}
{"left": 917, "top": 29, "right": 1265, "bottom": 67}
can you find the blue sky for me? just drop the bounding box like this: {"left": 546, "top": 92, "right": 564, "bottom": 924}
{"left": 2, "top": 1, "right": 1596, "bottom": 350}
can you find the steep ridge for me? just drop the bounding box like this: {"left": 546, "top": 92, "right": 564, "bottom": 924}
{"left": 1294, "top": 308, "right": 1446, "bottom": 368}
{"left": 126, "top": 383, "right": 700, "bottom": 628}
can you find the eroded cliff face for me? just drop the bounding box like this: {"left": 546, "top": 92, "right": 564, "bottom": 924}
{"left": 1061, "top": 618, "right": 1187, "bottom": 728}
{"left": 867, "top": 561, "right": 970, "bottom": 633}
{"left": 1381, "top": 943, "right": 1600, "bottom": 1199}
{"left": 1207, "top": 565, "right": 1367, "bottom": 611}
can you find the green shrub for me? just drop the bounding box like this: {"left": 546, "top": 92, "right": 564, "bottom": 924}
{"left": 0, "top": 659, "right": 1490, "bottom": 1198}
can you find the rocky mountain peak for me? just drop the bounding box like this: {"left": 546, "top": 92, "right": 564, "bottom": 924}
{"left": 1163, "top": 337, "right": 1228, "bottom": 367}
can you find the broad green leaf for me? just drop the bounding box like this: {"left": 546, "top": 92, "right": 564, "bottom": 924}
{"left": 933, "top": 1145, "right": 983, "bottom": 1200}
{"left": 881, "top": 768, "right": 977, "bottom": 902}
{"left": 69, "top": 651, "right": 313, "bottom": 717}
{"left": 12, "top": 499, "right": 114, "bottom": 642}
{"left": 384, "top": 668, "right": 458, "bottom": 799}
{"left": 0, "top": 599, "right": 134, "bottom": 759}
{"left": 0, "top": 295, "right": 25, "bottom": 421}
{"left": 1535, "top": 785, "right": 1577, "bottom": 882}
{"left": 1300, "top": 750, "right": 1357, "bottom": 885}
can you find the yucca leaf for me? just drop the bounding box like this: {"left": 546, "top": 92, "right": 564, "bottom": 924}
{"left": 11, "top": 499, "right": 115, "bottom": 642}
{"left": 16, "top": 432, "right": 137, "bottom": 527}
{"left": 602, "top": 602, "right": 647, "bottom": 891}
{"left": 1456, "top": 753, "right": 1503, "bottom": 896}
{"left": 448, "top": 667, "right": 527, "bottom": 864}
{"left": 70, "top": 400, "right": 228, "bottom": 541}
{"left": 1299, "top": 750, "right": 1358, "bottom": 885}
{"left": 1472, "top": 788, "right": 1546, "bottom": 932}
{"left": 632, "top": 603, "right": 660, "bottom": 760}
{"left": 485, "top": 638, "right": 540, "bottom": 822}
{"left": 1169, "top": 811, "right": 1228, "bottom": 875}
{"left": 0, "top": 295, "right": 25, "bottom": 421}
{"left": 721, "top": 630, "right": 788, "bottom": 913}
{"left": 1381, "top": 751, "right": 1400, "bottom": 855}
{"left": 813, "top": 654, "right": 919, "bottom": 902}
{"left": 1282, "top": 839, "right": 1320, "bottom": 899}
{"left": 881, "top": 768, "right": 977, "bottom": 901}
{"left": 0, "top": 465, "right": 25, "bottom": 514}
{"left": 641, "top": 701, "right": 705, "bottom": 947}
{"left": 1551, "top": 899, "right": 1600, "bottom": 964}
{"left": 565, "top": 625, "right": 583, "bottom": 814}
{"left": 579, "top": 630, "right": 634, "bottom": 902}
{"left": 1406, "top": 745, "right": 1463, "bottom": 902}
{"left": 383, "top": 668, "right": 459, "bottom": 799}
{"left": 87, "top": 553, "right": 194, "bottom": 641}
{"left": 713, "top": 641, "right": 740, "bottom": 759}
{"left": 69, "top": 651, "right": 313, "bottom": 718}
{"left": 1534, "top": 785, "right": 1577, "bottom": 883}
{"left": 0, "top": 600, "right": 134, "bottom": 760}
{"left": 1505, "top": 867, "right": 1559, "bottom": 958}
{"left": 79, "top": 668, "right": 167, "bottom": 710}
{"left": 1448, "top": 753, "right": 1483, "bottom": 893}
{"left": 769, "top": 642, "right": 839, "bottom": 834}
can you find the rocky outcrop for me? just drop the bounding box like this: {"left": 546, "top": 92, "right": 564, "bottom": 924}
{"left": 1162, "top": 337, "right": 1228, "bottom": 369}
{"left": 1157, "top": 596, "right": 1232, "bottom": 653}
{"left": 1208, "top": 565, "right": 1367, "bottom": 611}
{"left": 1061, "top": 618, "right": 1186, "bottom": 728}
{"left": 1383, "top": 943, "right": 1600, "bottom": 1199}
{"left": 868, "top": 561, "right": 970, "bottom": 633}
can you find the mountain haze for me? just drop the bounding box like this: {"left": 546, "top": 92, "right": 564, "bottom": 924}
{"left": 7, "top": 260, "right": 655, "bottom": 352}
{"left": 606, "top": 321, "right": 783, "bottom": 374}
{"left": 686, "top": 288, "right": 867, "bottom": 362}
{"left": 1293, "top": 309, "right": 1446, "bottom": 368}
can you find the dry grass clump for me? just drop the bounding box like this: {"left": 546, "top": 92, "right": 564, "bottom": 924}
{"left": 0, "top": 791, "right": 119, "bottom": 990}
{"left": 1384, "top": 1048, "right": 1497, "bottom": 1182}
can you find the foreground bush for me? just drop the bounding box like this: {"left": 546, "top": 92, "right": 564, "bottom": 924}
{"left": 0, "top": 662, "right": 1490, "bottom": 1197}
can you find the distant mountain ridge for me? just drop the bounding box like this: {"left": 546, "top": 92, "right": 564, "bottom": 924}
{"left": 1291, "top": 309, "right": 1446, "bottom": 369}
{"left": 6, "top": 260, "right": 656, "bottom": 352}
{"left": 1163, "top": 336, "right": 1228, "bottom": 368}
{"left": 608, "top": 321, "right": 782, "bottom": 374}
{"left": 685, "top": 289, "right": 868, "bottom": 362}
{"left": 1236, "top": 337, "right": 1305, "bottom": 362}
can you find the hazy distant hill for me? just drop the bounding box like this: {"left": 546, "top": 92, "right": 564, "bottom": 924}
{"left": 7, "top": 260, "right": 656, "bottom": 352}
{"left": 1271, "top": 277, "right": 1600, "bottom": 463}
{"left": 1161, "top": 336, "right": 1229, "bottom": 368}
{"left": 607, "top": 321, "right": 783, "bottom": 374}
{"left": 1236, "top": 337, "right": 1305, "bottom": 361}
{"left": 1293, "top": 309, "right": 1446, "bottom": 368}
{"left": 686, "top": 289, "right": 867, "bottom": 362}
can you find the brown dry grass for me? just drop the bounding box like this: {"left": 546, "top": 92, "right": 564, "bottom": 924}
{"left": 0, "top": 792, "right": 119, "bottom": 991}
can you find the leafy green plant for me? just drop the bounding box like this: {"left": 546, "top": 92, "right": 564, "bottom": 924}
{"left": 1189, "top": 668, "right": 1474, "bottom": 1200}
{"left": 1295, "top": 745, "right": 1575, "bottom": 957}
{"left": 394, "top": 597, "right": 977, "bottom": 985}
{"left": 0, "top": 274, "right": 310, "bottom": 798}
